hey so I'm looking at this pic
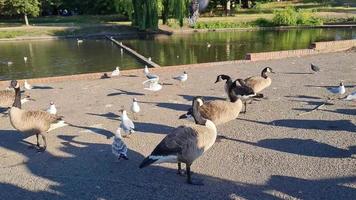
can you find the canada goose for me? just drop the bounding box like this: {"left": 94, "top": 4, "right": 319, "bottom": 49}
{"left": 112, "top": 129, "right": 128, "bottom": 160}
{"left": 173, "top": 71, "right": 188, "bottom": 83}
{"left": 311, "top": 63, "right": 320, "bottom": 72}
{"left": 215, "top": 74, "right": 235, "bottom": 97}
{"left": 46, "top": 101, "right": 57, "bottom": 115}
{"left": 140, "top": 97, "right": 217, "bottom": 185}
{"left": 8, "top": 80, "right": 67, "bottom": 151}
{"left": 0, "top": 89, "right": 33, "bottom": 108}
{"left": 179, "top": 81, "right": 243, "bottom": 125}
{"left": 131, "top": 98, "right": 140, "bottom": 120}
{"left": 111, "top": 67, "right": 120, "bottom": 77}
{"left": 235, "top": 78, "right": 263, "bottom": 113}
{"left": 327, "top": 82, "right": 346, "bottom": 96}
{"left": 120, "top": 109, "right": 135, "bottom": 137}
{"left": 243, "top": 67, "right": 274, "bottom": 94}
{"left": 24, "top": 80, "right": 32, "bottom": 90}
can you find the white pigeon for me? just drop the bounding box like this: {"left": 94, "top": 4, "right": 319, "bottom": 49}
{"left": 131, "top": 98, "right": 140, "bottom": 114}
{"left": 111, "top": 66, "right": 120, "bottom": 77}
{"left": 173, "top": 71, "right": 188, "bottom": 82}
{"left": 47, "top": 101, "right": 57, "bottom": 115}
{"left": 345, "top": 91, "right": 356, "bottom": 101}
{"left": 327, "top": 82, "right": 345, "bottom": 95}
{"left": 120, "top": 110, "right": 135, "bottom": 137}
{"left": 144, "top": 65, "right": 150, "bottom": 75}
{"left": 24, "top": 80, "right": 32, "bottom": 90}
{"left": 143, "top": 80, "right": 162, "bottom": 92}
{"left": 112, "top": 129, "right": 128, "bottom": 160}
{"left": 24, "top": 57, "right": 28, "bottom": 63}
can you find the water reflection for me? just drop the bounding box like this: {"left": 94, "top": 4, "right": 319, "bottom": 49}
{"left": 125, "top": 28, "right": 356, "bottom": 66}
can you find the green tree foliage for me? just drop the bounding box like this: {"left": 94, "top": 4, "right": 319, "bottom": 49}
{"left": 132, "top": 0, "right": 159, "bottom": 30}
{"left": 1, "top": 0, "right": 41, "bottom": 25}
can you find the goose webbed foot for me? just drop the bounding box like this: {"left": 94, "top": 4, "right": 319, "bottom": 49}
{"left": 36, "top": 146, "right": 46, "bottom": 152}
{"left": 177, "top": 162, "right": 185, "bottom": 176}
{"left": 186, "top": 164, "right": 204, "bottom": 186}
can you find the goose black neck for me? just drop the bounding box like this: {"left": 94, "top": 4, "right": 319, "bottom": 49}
{"left": 261, "top": 68, "right": 268, "bottom": 79}
{"left": 13, "top": 87, "right": 21, "bottom": 109}
{"left": 192, "top": 99, "right": 207, "bottom": 125}
{"left": 227, "top": 82, "right": 239, "bottom": 103}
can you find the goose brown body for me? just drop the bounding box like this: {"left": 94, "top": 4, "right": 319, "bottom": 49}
{"left": 0, "top": 90, "right": 16, "bottom": 107}
{"left": 9, "top": 107, "right": 62, "bottom": 134}
{"left": 244, "top": 67, "right": 274, "bottom": 93}
{"left": 199, "top": 99, "right": 242, "bottom": 126}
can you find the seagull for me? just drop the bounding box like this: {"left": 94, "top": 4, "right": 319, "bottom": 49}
{"left": 345, "top": 91, "right": 356, "bottom": 101}
{"left": 148, "top": 57, "right": 152, "bottom": 61}
{"left": 77, "top": 39, "right": 83, "bottom": 43}
{"left": 131, "top": 98, "right": 140, "bottom": 120}
{"left": 327, "top": 82, "right": 346, "bottom": 95}
{"left": 143, "top": 79, "right": 162, "bottom": 92}
{"left": 207, "top": 42, "right": 211, "bottom": 48}
{"left": 120, "top": 109, "right": 135, "bottom": 137}
{"left": 111, "top": 66, "right": 120, "bottom": 77}
{"left": 46, "top": 101, "right": 57, "bottom": 115}
{"left": 112, "top": 129, "right": 128, "bottom": 160}
{"left": 173, "top": 71, "right": 188, "bottom": 82}
{"left": 120, "top": 48, "right": 124, "bottom": 55}
{"left": 24, "top": 57, "right": 28, "bottom": 63}
{"left": 144, "top": 65, "right": 149, "bottom": 75}
{"left": 311, "top": 63, "right": 320, "bottom": 72}
{"left": 24, "top": 80, "right": 32, "bottom": 90}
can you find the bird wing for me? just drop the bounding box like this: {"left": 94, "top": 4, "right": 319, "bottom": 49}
{"left": 327, "top": 87, "right": 338, "bottom": 94}
{"left": 123, "top": 118, "right": 135, "bottom": 129}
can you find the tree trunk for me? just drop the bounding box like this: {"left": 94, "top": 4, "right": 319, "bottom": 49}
{"left": 24, "top": 14, "right": 29, "bottom": 26}
{"left": 162, "top": 0, "right": 169, "bottom": 25}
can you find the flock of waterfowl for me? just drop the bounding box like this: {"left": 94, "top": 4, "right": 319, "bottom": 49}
{"left": 0, "top": 61, "right": 355, "bottom": 185}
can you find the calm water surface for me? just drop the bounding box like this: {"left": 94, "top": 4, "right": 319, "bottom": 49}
{"left": 1, "top": 28, "right": 355, "bottom": 80}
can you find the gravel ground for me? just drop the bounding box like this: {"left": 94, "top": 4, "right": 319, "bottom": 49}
{"left": 0, "top": 51, "right": 355, "bottom": 200}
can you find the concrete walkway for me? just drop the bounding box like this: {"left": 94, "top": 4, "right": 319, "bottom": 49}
{"left": 0, "top": 51, "right": 355, "bottom": 199}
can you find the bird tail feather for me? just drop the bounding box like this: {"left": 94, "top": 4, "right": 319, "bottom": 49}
{"left": 139, "top": 156, "right": 158, "bottom": 168}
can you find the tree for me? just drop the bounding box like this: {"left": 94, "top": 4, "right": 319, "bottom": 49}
{"left": 2, "top": 0, "right": 40, "bottom": 25}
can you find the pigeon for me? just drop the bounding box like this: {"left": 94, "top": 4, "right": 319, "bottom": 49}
{"left": 173, "top": 71, "right": 188, "bottom": 82}
{"left": 24, "top": 80, "right": 32, "bottom": 90}
{"left": 327, "top": 82, "right": 346, "bottom": 95}
{"left": 311, "top": 63, "right": 320, "bottom": 72}
{"left": 111, "top": 66, "right": 120, "bottom": 77}
{"left": 112, "top": 129, "right": 128, "bottom": 160}
{"left": 46, "top": 101, "right": 57, "bottom": 115}
{"left": 120, "top": 109, "right": 135, "bottom": 137}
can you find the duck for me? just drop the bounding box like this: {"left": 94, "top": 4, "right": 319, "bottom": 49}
{"left": 179, "top": 80, "right": 243, "bottom": 125}
{"left": 46, "top": 101, "right": 57, "bottom": 115}
{"left": 0, "top": 89, "right": 33, "bottom": 109}
{"left": 173, "top": 71, "right": 188, "bottom": 83}
{"left": 24, "top": 80, "right": 32, "bottom": 90}
{"left": 130, "top": 98, "right": 140, "bottom": 120}
{"left": 120, "top": 109, "right": 135, "bottom": 137}
{"left": 111, "top": 66, "right": 120, "bottom": 77}
{"left": 112, "top": 129, "right": 128, "bottom": 160}
{"left": 243, "top": 67, "right": 274, "bottom": 94}
{"left": 139, "top": 96, "right": 217, "bottom": 185}
{"left": 8, "top": 80, "right": 67, "bottom": 151}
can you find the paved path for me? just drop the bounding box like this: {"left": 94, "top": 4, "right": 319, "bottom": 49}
{"left": 0, "top": 51, "right": 355, "bottom": 199}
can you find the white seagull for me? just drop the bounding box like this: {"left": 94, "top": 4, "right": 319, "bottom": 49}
{"left": 46, "top": 101, "right": 57, "bottom": 115}
{"left": 327, "top": 82, "right": 345, "bottom": 95}
{"left": 77, "top": 39, "right": 83, "bottom": 43}
{"left": 111, "top": 66, "right": 120, "bottom": 77}
{"left": 24, "top": 57, "right": 28, "bottom": 63}
{"left": 112, "top": 129, "right": 128, "bottom": 160}
{"left": 120, "top": 109, "right": 135, "bottom": 137}
{"left": 173, "top": 71, "right": 188, "bottom": 82}
{"left": 131, "top": 98, "right": 140, "bottom": 119}
{"left": 24, "top": 80, "right": 32, "bottom": 90}
{"left": 143, "top": 79, "right": 162, "bottom": 92}
{"left": 345, "top": 91, "right": 356, "bottom": 101}
{"left": 144, "top": 65, "right": 150, "bottom": 75}
{"left": 207, "top": 42, "right": 211, "bottom": 48}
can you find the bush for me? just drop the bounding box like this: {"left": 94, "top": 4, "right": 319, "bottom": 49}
{"left": 272, "top": 7, "right": 299, "bottom": 26}
{"left": 273, "top": 8, "right": 323, "bottom": 26}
